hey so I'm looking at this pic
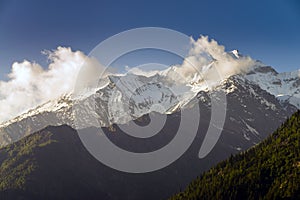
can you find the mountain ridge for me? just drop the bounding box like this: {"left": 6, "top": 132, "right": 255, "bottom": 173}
{"left": 0, "top": 62, "right": 298, "bottom": 147}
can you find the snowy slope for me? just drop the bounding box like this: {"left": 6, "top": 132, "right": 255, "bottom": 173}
{"left": 73, "top": 72, "right": 199, "bottom": 127}
{"left": 245, "top": 66, "right": 300, "bottom": 108}
{"left": 0, "top": 72, "right": 200, "bottom": 146}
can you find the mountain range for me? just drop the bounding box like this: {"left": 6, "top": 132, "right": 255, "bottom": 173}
{"left": 0, "top": 50, "right": 299, "bottom": 147}
{"left": 0, "top": 49, "right": 299, "bottom": 199}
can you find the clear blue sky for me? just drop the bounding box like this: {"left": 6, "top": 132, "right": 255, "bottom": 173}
{"left": 0, "top": 0, "right": 299, "bottom": 80}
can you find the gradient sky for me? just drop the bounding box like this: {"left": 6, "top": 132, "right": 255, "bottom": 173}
{"left": 0, "top": 0, "right": 299, "bottom": 80}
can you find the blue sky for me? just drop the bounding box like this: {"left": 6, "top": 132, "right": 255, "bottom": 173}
{"left": 0, "top": 0, "right": 299, "bottom": 80}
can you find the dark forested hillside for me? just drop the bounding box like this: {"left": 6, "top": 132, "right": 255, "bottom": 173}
{"left": 0, "top": 125, "right": 110, "bottom": 200}
{"left": 170, "top": 110, "right": 300, "bottom": 200}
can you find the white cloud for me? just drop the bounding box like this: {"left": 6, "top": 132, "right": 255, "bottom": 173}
{"left": 0, "top": 47, "right": 104, "bottom": 123}
{"left": 170, "top": 36, "right": 256, "bottom": 86}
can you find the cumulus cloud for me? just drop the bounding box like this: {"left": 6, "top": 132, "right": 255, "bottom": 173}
{"left": 169, "top": 35, "right": 256, "bottom": 86}
{"left": 0, "top": 47, "right": 105, "bottom": 123}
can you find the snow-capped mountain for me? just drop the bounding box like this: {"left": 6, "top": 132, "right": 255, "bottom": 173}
{"left": 208, "top": 75, "right": 297, "bottom": 151}
{"left": 245, "top": 66, "right": 300, "bottom": 108}
{"left": 0, "top": 94, "right": 73, "bottom": 146}
{"left": 0, "top": 50, "right": 299, "bottom": 148}
{"left": 0, "top": 71, "right": 199, "bottom": 146}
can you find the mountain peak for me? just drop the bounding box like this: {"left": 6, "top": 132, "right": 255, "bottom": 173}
{"left": 231, "top": 49, "right": 240, "bottom": 58}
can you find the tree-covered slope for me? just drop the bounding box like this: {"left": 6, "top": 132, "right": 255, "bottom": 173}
{"left": 0, "top": 125, "right": 109, "bottom": 200}
{"left": 170, "top": 110, "right": 300, "bottom": 200}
